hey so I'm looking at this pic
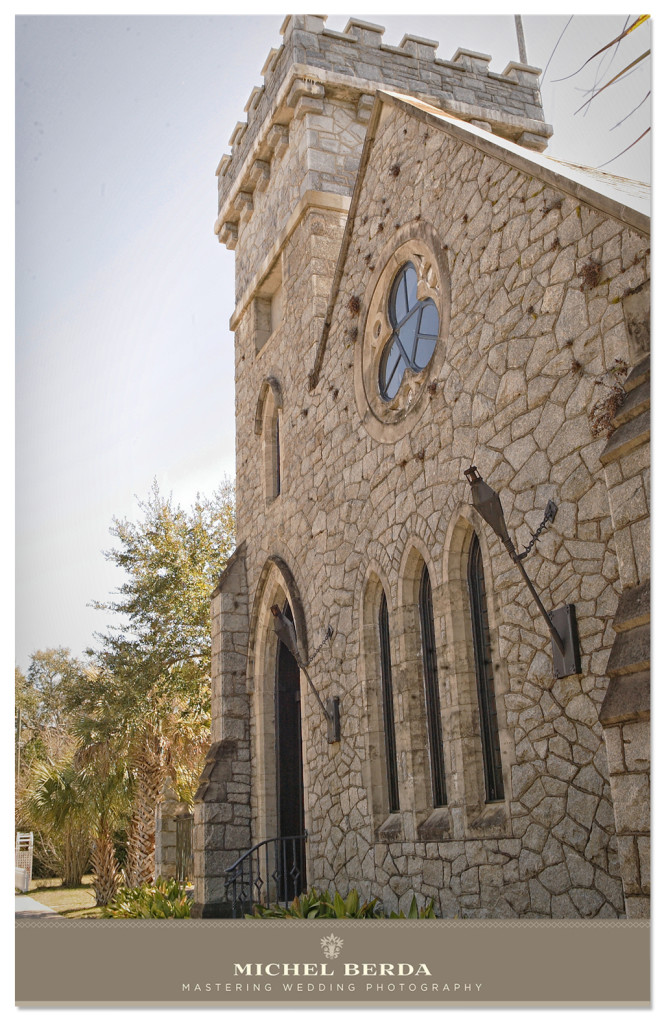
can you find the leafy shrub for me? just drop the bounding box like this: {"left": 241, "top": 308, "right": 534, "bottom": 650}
{"left": 102, "top": 877, "right": 191, "bottom": 918}
{"left": 248, "top": 887, "right": 435, "bottom": 919}
{"left": 249, "top": 887, "right": 379, "bottom": 919}
{"left": 388, "top": 895, "right": 437, "bottom": 919}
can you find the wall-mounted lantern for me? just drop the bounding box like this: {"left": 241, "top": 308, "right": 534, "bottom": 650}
{"left": 271, "top": 606, "right": 340, "bottom": 742}
{"left": 464, "top": 466, "right": 581, "bottom": 679}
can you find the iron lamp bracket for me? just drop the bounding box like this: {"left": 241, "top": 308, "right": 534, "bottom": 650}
{"left": 550, "top": 604, "right": 581, "bottom": 678}
{"left": 271, "top": 606, "right": 341, "bottom": 742}
{"left": 326, "top": 697, "right": 341, "bottom": 743}
{"left": 464, "top": 466, "right": 582, "bottom": 678}
{"left": 516, "top": 499, "right": 558, "bottom": 561}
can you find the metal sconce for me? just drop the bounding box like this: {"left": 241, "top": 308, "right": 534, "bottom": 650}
{"left": 271, "top": 606, "right": 340, "bottom": 742}
{"left": 464, "top": 466, "right": 581, "bottom": 678}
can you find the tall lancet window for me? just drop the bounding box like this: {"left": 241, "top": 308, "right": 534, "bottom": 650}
{"left": 261, "top": 388, "right": 281, "bottom": 502}
{"left": 467, "top": 534, "right": 504, "bottom": 803}
{"left": 419, "top": 565, "right": 447, "bottom": 807}
{"left": 274, "top": 412, "right": 281, "bottom": 497}
{"left": 379, "top": 591, "right": 399, "bottom": 813}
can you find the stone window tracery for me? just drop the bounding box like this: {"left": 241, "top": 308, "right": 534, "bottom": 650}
{"left": 354, "top": 221, "right": 449, "bottom": 443}
{"left": 379, "top": 262, "right": 439, "bottom": 400}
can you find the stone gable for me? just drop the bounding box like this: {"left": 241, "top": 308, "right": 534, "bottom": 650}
{"left": 192, "top": 21, "right": 649, "bottom": 921}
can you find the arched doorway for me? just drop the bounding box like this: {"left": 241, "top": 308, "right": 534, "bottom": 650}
{"left": 274, "top": 601, "right": 306, "bottom": 898}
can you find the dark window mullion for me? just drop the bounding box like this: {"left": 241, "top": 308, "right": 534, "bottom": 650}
{"left": 411, "top": 304, "right": 425, "bottom": 366}
{"left": 392, "top": 330, "right": 409, "bottom": 362}
{"left": 379, "top": 592, "right": 400, "bottom": 813}
{"left": 385, "top": 332, "right": 408, "bottom": 392}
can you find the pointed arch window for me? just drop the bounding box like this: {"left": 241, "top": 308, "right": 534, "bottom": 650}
{"left": 379, "top": 592, "right": 399, "bottom": 813}
{"left": 467, "top": 534, "right": 504, "bottom": 803}
{"left": 254, "top": 380, "right": 281, "bottom": 503}
{"left": 419, "top": 565, "right": 447, "bottom": 807}
{"left": 273, "top": 411, "right": 281, "bottom": 497}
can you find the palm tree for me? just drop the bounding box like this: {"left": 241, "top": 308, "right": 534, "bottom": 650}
{"left": 122, "top": 702, "right": 209, "bottom": 887}
{"left": 70, "top": 672, "right": 209, "bottom": 888}
{"left": 123, "top": 724, "right": 166, "bottom": 887}
{"left": 75, "top": 741, "right": 130, "bottom": 905}
{"left": 26, "top": 758, "right": 91, "bottom": 888}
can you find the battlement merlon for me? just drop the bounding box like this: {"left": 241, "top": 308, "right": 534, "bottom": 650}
{"left": 214, "top": 15, "right": 552, "bottom": 242}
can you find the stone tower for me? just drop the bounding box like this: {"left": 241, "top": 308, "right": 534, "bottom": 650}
{"left": 192, "top": 14, "right": 552, "bottom": 918}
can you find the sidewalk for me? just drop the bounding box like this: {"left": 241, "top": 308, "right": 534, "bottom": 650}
{"left": 15, "top": 895, "right": 59, "bottom": 918}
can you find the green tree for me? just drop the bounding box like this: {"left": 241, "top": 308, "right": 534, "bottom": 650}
{"left": 17, "top": 649, "right": 90, "bottom": 776}
{"left": 16, "top": 651, "right": 93, "bottom": 879}
{"left": 21, "top": 736, "right": 131, "bottom": 901}
{"left": 25, "top": 756, "right": 91, "bottom": 887}
{"left": 15, "top": 666, "right": 37, "bottom": 777}
{"left": 75, "top": 740, "right": 131, "bottom": 905}
{"left": 15, "top": 665, "right": 37, "bottom": 720}
{"left": 76, "top": 480, "right": 235, "bottom": 886}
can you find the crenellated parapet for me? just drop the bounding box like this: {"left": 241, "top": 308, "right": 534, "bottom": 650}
{"left": 214, "top": 14, "right": 552, "bottom": 251}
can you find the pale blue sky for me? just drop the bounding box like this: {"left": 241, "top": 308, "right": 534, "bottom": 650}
{"left": 14, "top": 9, "right": 651, "bottom": 671}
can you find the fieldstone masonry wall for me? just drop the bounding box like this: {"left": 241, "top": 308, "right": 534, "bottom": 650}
{"left": 195, "top": 16, "right": 650, "bottom": 918}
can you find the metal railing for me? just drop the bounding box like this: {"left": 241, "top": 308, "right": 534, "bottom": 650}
{"left": 224, "top": 833, "right": 308, "bottom": 918}
{"left": 175, "top": 813, "right": 193, "bottom": 883}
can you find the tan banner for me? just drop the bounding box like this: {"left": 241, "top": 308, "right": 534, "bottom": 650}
{"left": 16, "top": 919, "right": 649, "bottom": 1007}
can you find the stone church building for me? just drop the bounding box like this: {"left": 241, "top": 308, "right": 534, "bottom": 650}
{"left": 192, "top": 15, "right": 650, "bottom": 919}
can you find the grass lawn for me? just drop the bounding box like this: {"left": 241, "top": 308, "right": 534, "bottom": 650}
{"left": 27, "top": 875, "right": 106, "bottom": 918}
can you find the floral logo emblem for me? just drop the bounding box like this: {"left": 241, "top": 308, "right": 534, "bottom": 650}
{"left": 320, "top": 934, "right": 344, "bottom": 959}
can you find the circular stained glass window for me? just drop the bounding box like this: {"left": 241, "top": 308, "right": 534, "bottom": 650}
{"left": 378, "top": 263, "right": 439, "bottom": 400}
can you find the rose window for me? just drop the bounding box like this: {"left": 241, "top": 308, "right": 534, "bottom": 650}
{"left": 378, "top": 262, "right": 440, "bottom": 401}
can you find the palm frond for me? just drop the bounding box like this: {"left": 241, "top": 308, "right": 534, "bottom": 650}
{"left": 596, "top": 127, "right": 650, "bottom": 169}
{"left": 553, "top": 15, "right": 650, "bottom": 82}
{"left": 573, "top": 51, "right": 650, "bottom": 115}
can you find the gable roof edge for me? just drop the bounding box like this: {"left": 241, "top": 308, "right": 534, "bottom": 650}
{"left": 308, "top": 90, "right": 649, "bottom": 392}
{"left": 385, "top": 90, "right": 649, "bottom": 237}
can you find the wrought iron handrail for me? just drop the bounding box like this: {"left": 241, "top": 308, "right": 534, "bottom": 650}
{"left": 224, "top": 832, "right": 308, "bottom": 918}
